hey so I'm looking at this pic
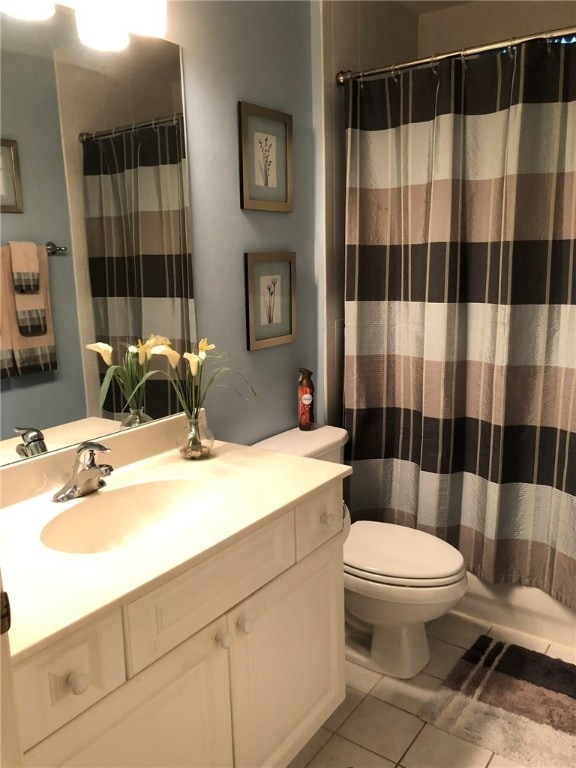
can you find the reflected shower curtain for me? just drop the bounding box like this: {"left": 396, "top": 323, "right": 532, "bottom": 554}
{"left": 344, "top": 40, "right": 576, "bottom": 609}
{"left": 82, "top": 117, "right": 196, "bottom": 419}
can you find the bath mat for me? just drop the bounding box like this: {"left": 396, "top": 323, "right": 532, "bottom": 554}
{"left": 420, "top": 634, "right": 576, "bottom": 768}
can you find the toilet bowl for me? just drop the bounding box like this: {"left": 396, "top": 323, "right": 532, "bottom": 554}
{"left": 252, "top": 426, "right": 468, "bottom": 679}
{"left": 343, "top": 520, "right": 467, "bottom": 677}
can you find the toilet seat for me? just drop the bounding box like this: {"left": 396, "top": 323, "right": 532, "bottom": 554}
{"left": 343, "top": 521, "right": 466, "bottom": 588}
{"left": 343, "top": 563, "right": 466, "bottom": 588}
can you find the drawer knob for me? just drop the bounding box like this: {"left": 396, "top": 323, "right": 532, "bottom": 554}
{"left": 320, "top": 512, "right": 335, "bottom": 527}
{"left": 215, "top": 631, "right": 233, "bottom": 649}
{"left": 236, "top": 616, "right": 254, "bottom": 634}
{"left": 66, "top": 672, "right": 91, "bottom": 695}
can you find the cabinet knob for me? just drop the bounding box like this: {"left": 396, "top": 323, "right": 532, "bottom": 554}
{"left": 236, "top": 616, "right": 254, "bottom": 634}
{"left": 66, "top": 672, "right": 91, "bottom": 695}
{"left": 320, "top": 512, "right": 336, "bottom": 527}
{"left": 215, "top": 630, "right": 233, "bottom": 649}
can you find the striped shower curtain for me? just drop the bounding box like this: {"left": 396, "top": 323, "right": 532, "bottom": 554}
{"left": 343, "top": 39, "right": 576, "bottom": 610}
{"left": 82, "top": 116, "right": 196, "bottom": 418}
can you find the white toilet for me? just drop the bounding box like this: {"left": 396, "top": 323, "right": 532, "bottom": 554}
{"left": 253, "top": 426, "right": 468, "bottom": 679}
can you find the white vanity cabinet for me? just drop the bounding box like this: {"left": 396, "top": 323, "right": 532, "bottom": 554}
{"left": 25, "top": 615, "right": 235, "bottom": 768}
{"left": 20, "top": 483, "right": 346, "bottom": 768}
{"left": 228, "top": 536, "right": 344, "bottom": 767}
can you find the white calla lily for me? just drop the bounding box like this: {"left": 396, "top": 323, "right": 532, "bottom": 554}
{"left": 183, "top": 352, "right": 200, "bottom": 377}
{"left": 151, "top": 344, "right": 181, "bottom": 369}
{"left": 85, "top": 342, "right": 113, "bottom": 367}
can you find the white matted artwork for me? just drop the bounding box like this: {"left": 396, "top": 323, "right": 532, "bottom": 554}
{"left": 245, "top": 252, "right": 295, "bottom": 350}
{"left": 239, "top": 102, "right": 292, "bottom": 212}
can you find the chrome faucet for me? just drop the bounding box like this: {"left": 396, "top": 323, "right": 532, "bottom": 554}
{"left": 52, "top": 441, "right": 113, "bottom": 503}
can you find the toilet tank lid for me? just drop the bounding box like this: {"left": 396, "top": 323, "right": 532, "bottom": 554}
{"left": 252, "top": 426, "right": 348, "bottom": 458}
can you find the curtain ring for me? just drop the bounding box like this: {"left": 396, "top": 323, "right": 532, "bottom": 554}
{"left": 546, "top": 32, "right": 552, "bottom": 53}
{"left": 508, "top": 37, "right": 515, "bottom": 58}
{"left": 430, "top": 54, "right": 438, "bottom": 75}
{"left": 460, "top": 49, "right": 467, "bottom": 70}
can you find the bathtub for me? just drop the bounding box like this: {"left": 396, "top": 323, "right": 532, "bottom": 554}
{"left": 457, "top": 573, "right": 576, "bottom": 647}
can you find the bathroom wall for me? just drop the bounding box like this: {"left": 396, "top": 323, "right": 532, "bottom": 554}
{"left": 167, "top": 0, "right": 318, "bottom": 445}
{"left": 0, "top": 48, "right": 85, "bottom": 439}
{"left": 418, "top": 0, "right": 576, "bottom": 56}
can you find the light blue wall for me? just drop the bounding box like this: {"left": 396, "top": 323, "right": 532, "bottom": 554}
{"left": 168, "top": 0, "right": 318, "bottom": 445}
{"left": 0, "top": 0, "right": 317, "bottom": 447}
{"left": 0, "top": 49, "right": 85, "bottom": 440}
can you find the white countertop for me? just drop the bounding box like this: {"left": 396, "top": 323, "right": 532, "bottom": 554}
{"left": 0, "top": 438, "right": 351, "bottom": 662}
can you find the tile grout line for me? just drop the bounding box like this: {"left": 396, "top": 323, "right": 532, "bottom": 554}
{"left": 339, "top": 732, "right": 391, "bottom": 764}
{"left": 393, "top": 718, "right": 428, "bottom": 767}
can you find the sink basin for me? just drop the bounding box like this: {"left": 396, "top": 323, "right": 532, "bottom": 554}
{"left": 41, "top": 480, "right": 209, "bottom": 554}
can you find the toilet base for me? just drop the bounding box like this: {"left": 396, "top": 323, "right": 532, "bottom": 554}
{"left": 345, "top": 622, "right": 430, "bottom": 679}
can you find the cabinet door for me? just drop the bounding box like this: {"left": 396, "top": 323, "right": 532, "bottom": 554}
{"left": 24, "top": 619, "right": 233, "bottom": 768}
{"left": 228, "top": 536, "right": 345, "bottom": 768}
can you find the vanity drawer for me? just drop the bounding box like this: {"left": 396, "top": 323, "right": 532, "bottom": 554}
{"left": 124, "top": 510, "right": 295, "bottom": 676}
{"left": 13, "top": 609, "right": 125, "bottom": 751}
{"left": 295, "top": 484, "right": 344, "bottom": 561}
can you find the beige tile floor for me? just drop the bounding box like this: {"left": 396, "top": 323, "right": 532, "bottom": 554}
{"left": 289, "top": 612, "right": 576, "bottom": 768}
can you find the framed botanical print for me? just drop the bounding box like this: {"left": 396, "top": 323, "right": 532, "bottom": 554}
{"left": 238, "top": 102, "right": 292, "bottom": 212}
{"left": 245, "top": 252, "right": 295, "bottom": 350}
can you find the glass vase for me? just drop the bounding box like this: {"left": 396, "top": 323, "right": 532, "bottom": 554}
{"left": 121, "top": 407, "right": 153, "bottom": 429}
{"left": 177, "top": 417, "right": 214, "bottom": 460}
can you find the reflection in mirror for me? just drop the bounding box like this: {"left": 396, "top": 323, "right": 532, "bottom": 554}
{"left": 0, "top": 4, "right": 196, "bottom": 464}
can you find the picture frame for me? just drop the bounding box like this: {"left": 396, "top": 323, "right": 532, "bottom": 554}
{"left": 0, "top": 139, "right": 23, "bottom": 213}
{"left": 238, "top": 101, "right": 292, "bottom": 212}
{"left": 245, "top": 252, "right": 296, "bottom": 350}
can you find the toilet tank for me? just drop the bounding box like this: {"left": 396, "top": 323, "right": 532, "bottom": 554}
{"left": 252, "top": 426, "right": 348, "bottom": 464}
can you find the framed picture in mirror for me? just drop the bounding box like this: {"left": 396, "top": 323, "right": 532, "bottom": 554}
{"left": 238, "top": 102, "right": 292, "bottom": 212}
{"left": 0, "top": 139, "right": 23, "bottom": 213}
{"left": 245, "top": 252, "right": 296, "bottom": 350}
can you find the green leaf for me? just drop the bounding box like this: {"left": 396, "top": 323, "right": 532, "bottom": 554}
{"left": 98, "top": 365, "right": 121, "bottom": 408}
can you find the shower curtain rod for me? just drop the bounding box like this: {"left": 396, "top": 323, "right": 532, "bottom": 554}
{"left": 79, "top": 113, "right": 183, "bottom": 142}
{"left": 336, "top": 25, "right": 576, "bottom": 84}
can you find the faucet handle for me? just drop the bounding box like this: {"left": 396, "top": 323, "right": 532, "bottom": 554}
{"left": 76, "top": 441, "right": 110, "bottom": 455}
{"left": 75, "top": 441, "right": 111, "bottom": 471}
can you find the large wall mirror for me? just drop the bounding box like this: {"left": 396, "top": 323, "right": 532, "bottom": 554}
{"left": 0, "top": 4, "right": 195, "bottom": 465}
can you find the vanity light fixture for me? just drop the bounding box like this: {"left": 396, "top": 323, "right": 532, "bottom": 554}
{"left": 0, "top": 0, "right": 55, "bottom": 21}
{"left": 73, "top": 0, "right": 131, "bottom": 52}
{"left": 0, "top": 0, "right": 167, "bottom": 52}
